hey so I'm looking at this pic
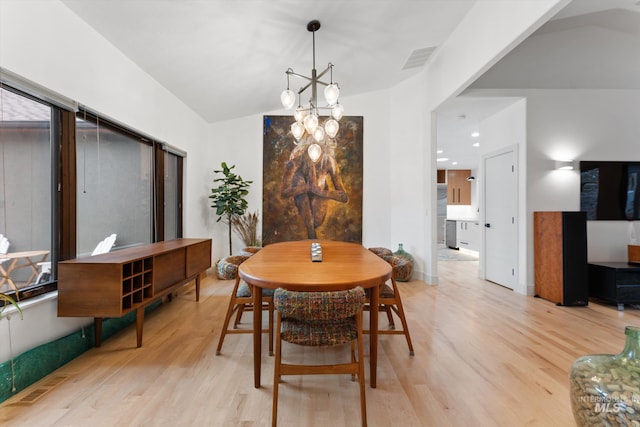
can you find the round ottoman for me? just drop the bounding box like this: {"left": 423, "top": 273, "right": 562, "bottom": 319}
{"left": 240, "top": 246, "right": 262, "bottom": 257}
{"left": 216, "top": 255, "right": 250, "bottom": 280}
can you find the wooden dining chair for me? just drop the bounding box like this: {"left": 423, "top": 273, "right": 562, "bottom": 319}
{"left": 215, "top": 255, "right": 274, "bottom": 356}
{"left": 364, "top": 255, "right": 415, "bottom": 356}
{"left": 272, "top": 287, "right": 367, "bottom": 427}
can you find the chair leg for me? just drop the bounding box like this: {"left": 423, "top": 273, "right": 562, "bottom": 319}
{"left": 216, "top": 302, "right": 236, "bottom": 356}
{"left": 351, "top": 340, "right": 356, "bottom": 382}
{"left": 391, "top": 277, "right": 415, "bottom": 356}
{"left": 357, "top": 313, "right": 367, "bottom": 427}
{"left": 268, "top": 299, "right": 274, "bottom": 356}
{"left": 384, "top": 304, "right": 395, "bottom": 329}
{"left": 216, "top": 277, "right": 241, "bottom": 355}
{"left": 233, "top": 304, "right": 246, "bottom": 328}
{"left": 272, "top": 313, "right": 282, "bottom": 427}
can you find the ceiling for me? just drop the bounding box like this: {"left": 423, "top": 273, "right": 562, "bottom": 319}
{"left": 435, "top": 0, "right": 640, "bottom": 170}
{"left": 57, "top": 0, "right": 640, "bottom": 171}
{"left": 60, "top": 0, "right": 475, "bottom": 123}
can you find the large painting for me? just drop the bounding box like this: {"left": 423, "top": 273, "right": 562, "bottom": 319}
{"left": 262, "top": 115, "right": 363, "bottom": 244}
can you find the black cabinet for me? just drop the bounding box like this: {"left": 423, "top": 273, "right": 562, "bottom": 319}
{"left": 588, "top": 262, "right": 640, "bottom": 311}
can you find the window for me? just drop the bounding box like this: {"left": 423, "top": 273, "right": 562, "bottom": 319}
{"left": 0, "top": 77, "right": 184, "bottom": 305}
{"left": 163, "top": 150, "right": 183, "bottom": 241}
{"left": 75, "top": 114, "right": 153, "bottom": 254}
{"left": 0, "top": 86, "right": 54, "bottom": 297}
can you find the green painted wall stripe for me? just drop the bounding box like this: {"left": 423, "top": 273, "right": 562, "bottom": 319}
{"left": 0, "top": 301, "right": 161, "bottom": 403}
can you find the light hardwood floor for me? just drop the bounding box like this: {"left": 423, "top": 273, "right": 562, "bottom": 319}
{"left": 0, "top": 260, "right": 636, "bottom": 426}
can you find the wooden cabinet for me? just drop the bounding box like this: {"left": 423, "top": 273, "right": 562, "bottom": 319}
{"left": 437, "top": 169, "right": 447, "bottom": 184}
{"left": 58, "top": 238, "right": 212, "bottom": 347}
{"left": 446, "top": 169, "right": 471, "bottom": 205}
{"left": 533, "top": 212, "right": 587, "bottom": 306}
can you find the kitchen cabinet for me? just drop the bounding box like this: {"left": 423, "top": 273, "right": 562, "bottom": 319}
{"left": 447, "top": 169, "right": 471, "bottom": 205}
{"left": 456, "top": 220, "right": 479, "bottom": 251}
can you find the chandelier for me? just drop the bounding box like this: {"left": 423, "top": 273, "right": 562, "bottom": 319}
{"left": 280, "top": 20, "right": 344, "bottom": 162}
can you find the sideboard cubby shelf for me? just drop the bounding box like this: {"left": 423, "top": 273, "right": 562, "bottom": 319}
{"left": 58, "top": 238, "right": 212, "bottom": 348}
{"left": 121, "top": 257, "right": 153, "bottom": 310}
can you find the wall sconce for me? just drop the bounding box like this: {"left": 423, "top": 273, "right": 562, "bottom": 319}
{"left": 555, "top": 160, "right": 575, "bottom": 170}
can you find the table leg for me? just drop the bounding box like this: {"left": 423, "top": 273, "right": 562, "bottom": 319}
{"left": 3, "top": 258, "right": 20, "bottom": 293}
{"left": 370, "top": 284, "right": 379, "bottom": 388}
{"left": 253, "top": 285, "right": 263, "bottom": 388}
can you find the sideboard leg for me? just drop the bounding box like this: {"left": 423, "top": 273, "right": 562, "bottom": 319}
{"left": 195, "top": 275, "right": 201, "bottom": 302}
{"left": 136, "top": 307, "right": 144, "bottom": 348}
{"left": 94, "top": 317, "right": 103, "bottom": 347}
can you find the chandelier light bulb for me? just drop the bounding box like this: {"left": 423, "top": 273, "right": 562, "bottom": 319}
{"left": 291, "top": 122, "right": 305, "bottom": 140}
{"left": 324, "top": 119, "right": 339, "bottom": 138}
{"left": 294, "top": 107, "right": 307, "bottom": 122}
{"left": 307, "top": 143, "right": 322, "bottom": 162}
{"left": 304, "top": 114, "right": 318, "bottom": 134}
{"left": 331, "top": 103, "right": 344, "bottom": 120}
{"left": 324, "top": 84, "right": 340, "bottom": 106}
{"left": 313, "top": 126, "right": 325, "bottom": 142}
{"left": 280, "top": 89, "right": 296, "bottom": 110}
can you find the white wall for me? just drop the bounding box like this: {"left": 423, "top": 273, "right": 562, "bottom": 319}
{"left": 206, "top": 88, "right": 396, "bottom": 266}
{"left": 0, "top": 0, "right": 569, "bottom": 362}
{"left": 524, "top": 89, "right": 640, "bottom": 264}
{"left": 421, "top": 0, "right": 568, "bottom": 284}
{"left": 469, "top": 88, "right": 640, "bottom": 290}
{"left": 0, "top": 0, "right": 210, "bottom": 363}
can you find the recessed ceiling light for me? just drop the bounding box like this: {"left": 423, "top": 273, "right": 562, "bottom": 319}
{"left": 437, "top": 149, "right": 443, "bottom": 154}
{"left": 473, "top": 142, "right": 480, "bottom": 147}
{"left": 471, "top": 132, "right": 480, "bottom": 138}
{"left": 436, "top": 157, "right": 449, "bottom": 162}
{"left": 452, "top": 161, "right": 458, "bottom": 166}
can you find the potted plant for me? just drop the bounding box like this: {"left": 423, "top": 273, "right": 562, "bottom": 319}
{"left": 209, "top": 162, "right": 253, "bottom": 255}
{"left": 232, "top": 210, "right": 261, "bottom": 249}
{"left": 0, "top": 293, "right": 22, "bottom": 319}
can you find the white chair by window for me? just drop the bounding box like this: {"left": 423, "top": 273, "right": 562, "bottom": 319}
{"left": 35, "top": 234, "right": 117, "bottom": 285}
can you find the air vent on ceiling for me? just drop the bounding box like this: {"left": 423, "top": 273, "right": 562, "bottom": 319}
{"left": 402, "top": 47, "right": 436, "bottom": 70}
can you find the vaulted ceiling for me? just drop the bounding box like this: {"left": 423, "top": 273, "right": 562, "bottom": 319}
{"left": 58, "top": 1, "right": 640, "bottom": 171}
{"left": 60, "top": 0, "right": 475, "bottom": 123}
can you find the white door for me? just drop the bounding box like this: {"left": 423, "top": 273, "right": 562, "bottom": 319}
{"left": 483, "top": 147, "right": 517, "bottom": 289}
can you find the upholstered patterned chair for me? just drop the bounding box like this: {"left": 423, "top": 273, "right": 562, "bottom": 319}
{"left": 215, "top": 255, "right": 275, "bottom": 356}
{"left": 365, "top": 255, "right": 415, "bottom": 356}
{"left": 272, "top": 287, "right": 367, "bottom": 427}
{"left": 368, "top": 246, "right": 392, "bottom": 257}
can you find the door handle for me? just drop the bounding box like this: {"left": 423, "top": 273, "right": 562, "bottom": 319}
{"left": 485, "top": 223, "right": 491, "bottom": 228}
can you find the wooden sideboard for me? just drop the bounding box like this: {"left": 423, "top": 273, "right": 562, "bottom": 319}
{"left": 58, "top": 238, "right": 212, "bottom": 347}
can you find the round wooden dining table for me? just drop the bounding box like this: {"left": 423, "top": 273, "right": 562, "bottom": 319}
{"left": 239, "top": 239, "right": 392, "bottom": 388}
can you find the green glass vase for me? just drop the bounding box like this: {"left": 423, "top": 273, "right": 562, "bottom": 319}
{"left": 570, "top": 326, "right": 640, "bottom": 426}
{"left": 393, "top": 243, "right": 414, "bottom": 263}
{"left": 392, "top": 243, "right": 414, "bottom": 282}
